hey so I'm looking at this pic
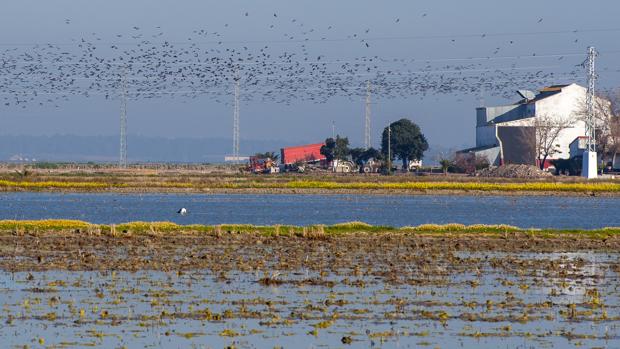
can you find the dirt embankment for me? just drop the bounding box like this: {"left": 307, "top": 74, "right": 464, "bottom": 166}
{"left": 2, "top": 231, "right": 619, "bottom": 273}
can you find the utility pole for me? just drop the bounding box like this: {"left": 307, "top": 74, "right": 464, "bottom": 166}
{"left": 332, "top": 121, "right": 335, "bottom": 139}
{"left": 232, "top": 72, "right": 240, "bottom": 164}
{"left": 119, "top": 67, "right": 128, "bottom": 168}
{"left": 387, "top": 126, "right": 392, "bottom": 175}
{"left": 364, "top": 81, "right": 372, "bottom": 149}
{"left": 582, "top": 46, "right": 598, "bottom": 179}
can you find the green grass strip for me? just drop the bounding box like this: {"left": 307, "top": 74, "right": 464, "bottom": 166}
{"left": 1, "top": 219, "right": 619, "bottom": 238}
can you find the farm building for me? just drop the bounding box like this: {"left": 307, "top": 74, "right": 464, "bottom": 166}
{"left": 458, "top": 83, "right": 608, "bottom": 168}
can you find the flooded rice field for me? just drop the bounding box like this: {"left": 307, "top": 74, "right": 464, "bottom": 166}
{"left": 1, "top": 192, "right": 620, "bottom": 347}
{"left": 1, "top": 192, "right": 620, "bottom": 228}
{"left": 1, "top": 231, "right": 620, "bottom": 348}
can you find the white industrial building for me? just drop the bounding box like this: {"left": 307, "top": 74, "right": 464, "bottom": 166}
{"left": 458, "top": 83, "right": 605, "bottom": 168}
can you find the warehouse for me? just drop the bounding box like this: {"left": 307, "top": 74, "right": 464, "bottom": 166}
{"left": 458, "top": 83, "right": 606, "bottom": 168}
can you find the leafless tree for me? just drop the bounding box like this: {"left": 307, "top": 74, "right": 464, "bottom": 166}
{"left": 454, "top": 153, "right": 489, "bottom": 174}
{"left": 532, "top": 114, "right": 574, "bottom": 170}
{"left": 576, "top": 89, "right": 620, "bottom": 161}
{"left": 597, "top": 90, "right": 620, "bottom": 161}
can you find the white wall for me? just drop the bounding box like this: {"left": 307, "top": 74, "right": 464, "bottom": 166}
{"left": 471, "top": 83, "right": 609, "bottom": 162}
{"left": 535, "top": 84, "right": 584, "bottom": 122}
{"left": 495, "top": 84, "right": 587, "bottom": 160}
{"left": 534, "top": 84, "right": 586, "bottom": 160}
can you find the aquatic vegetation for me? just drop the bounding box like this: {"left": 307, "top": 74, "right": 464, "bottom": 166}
{"left": 219, "top": 329, "right": 239, "bottom": 337}
{"left": 313, "top": 320, "right": 334, "bottom": 329}
{"left": 1, "top": 229, "right": 619, "bottom": 348}
{"left": 179, "top": 332, "right": 206, "bottom": 339}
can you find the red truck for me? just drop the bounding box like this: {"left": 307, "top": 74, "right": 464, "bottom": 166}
{"left": 280, "top": 143, "right": 326, "bottom": 165}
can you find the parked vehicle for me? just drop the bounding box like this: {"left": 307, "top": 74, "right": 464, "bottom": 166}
{"left": 332, "top": 159, "right": 356, "bottom": 173}
{"left": 247, "top": 156, "right": 279, "bottom": 174}
{"left": 408, "top": 159, "right": 423, "bottom": 171}
{"left": 360, "top": 158, "right": 382, "bottom": 173}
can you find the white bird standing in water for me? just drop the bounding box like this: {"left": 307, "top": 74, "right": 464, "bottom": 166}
{"left": 177, "top": 208, "right": 187, "bottom": 216}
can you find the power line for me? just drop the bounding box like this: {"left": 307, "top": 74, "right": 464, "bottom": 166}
{"left": 5, "top": 51, "right": 598, "bottom": 66}
{"left": 1, "top": 27, "right": 619, "bottom": 46}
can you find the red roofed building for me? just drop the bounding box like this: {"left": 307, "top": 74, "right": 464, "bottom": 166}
{"left": 280, "top": 143, "right": 326, "bottom": 165}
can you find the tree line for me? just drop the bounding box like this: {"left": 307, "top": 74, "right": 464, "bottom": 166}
{"left": 320, "top": 118, "right": 429, "bottom": 169}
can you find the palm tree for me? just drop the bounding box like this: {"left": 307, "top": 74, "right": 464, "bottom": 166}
{"left": 439, "top": 159, "right": 452, "bottom": 175}
{"left": 254, "top": 151, "right": 279, "bottom": 161}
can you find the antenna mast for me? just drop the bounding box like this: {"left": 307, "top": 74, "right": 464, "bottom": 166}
{"left": 232, "top": 72, "right": 240, "bottom": 163}
{"left": 364, "top": 81, "right": 372, "bottom": 149}
{"left": 119, "top": 67, "right": 128, "bottom": 168}
{"left": 585, "top": 46, "right": 597, "bottom": 153}
{"left": 582, "top": 46, "right": 598, "bottom": 179}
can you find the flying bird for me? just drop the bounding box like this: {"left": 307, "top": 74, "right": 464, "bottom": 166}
{"left": 0, "top": 19, "right": 580, "bottom": 113}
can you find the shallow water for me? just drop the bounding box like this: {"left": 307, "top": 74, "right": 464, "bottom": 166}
{"left": 1, "top": 192, "right": 619, "bottom": 228}
{"left": 0, "top": 252, "right": 618, "bottom": 348}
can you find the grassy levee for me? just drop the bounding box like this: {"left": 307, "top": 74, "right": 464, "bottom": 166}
{"left": 0, "top": 180, "right": 108, "bottom": 190}
{"left": 1, "top": 219, "right": 619, "bottom": 239}
{"left": 283, "top": 180, "right": 620, "bottom": 193}
{"left": 1, "top": 178, "right": 620, "bottom": 194}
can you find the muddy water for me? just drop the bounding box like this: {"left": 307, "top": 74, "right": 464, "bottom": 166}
{"left": 0, "top": 251, "right": 618, "bottom": 348}
{"left": 1, "top": 192, "right": 619, "bottom": 228}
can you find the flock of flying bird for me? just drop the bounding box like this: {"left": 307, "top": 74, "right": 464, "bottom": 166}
{"left": 0, "top": 13, "right": 596, "bottom": 110}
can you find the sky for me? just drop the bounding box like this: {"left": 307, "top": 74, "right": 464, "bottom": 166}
{"left": 1, "top": 0, "right": 619, "bottom": 157}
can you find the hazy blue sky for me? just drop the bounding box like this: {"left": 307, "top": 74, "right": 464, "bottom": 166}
{"left": 1, "top": 0, "right": 619, "bottom": 155}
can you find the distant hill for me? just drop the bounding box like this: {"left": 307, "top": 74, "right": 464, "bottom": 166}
{"left": 0, "top": 134, "right": 307, "bottom": 163}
